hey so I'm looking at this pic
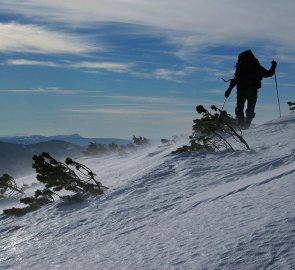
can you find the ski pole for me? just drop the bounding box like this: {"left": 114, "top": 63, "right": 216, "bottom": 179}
{"left": 274, "top": 71, "right": 282, "bottom": 118}
{"left": 221, "top": 98, "right": 227, "bottom": 111}
{"left": 218, "top": 98, "right": 227, "bottom": 119}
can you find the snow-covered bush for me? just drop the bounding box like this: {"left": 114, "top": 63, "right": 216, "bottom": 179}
{"left": 0, "top": 173, "right": 24, "bottom": 196}
{"left": 287, "top": 101, "right": 295, "bottom": 112}
{"left": 3, "top": 152, "right": 108, "bottom": 216}
{"left": 83, "top": 142, "right": 109, "bottom": 156}
{"left": 84, "top": 136, "right": 149, "bottom": 157}
{"left": 32, "top": 152, "right": 107, "bottom": 195}
{"left": 173, "top": 105, "right": 250, "bottom": 153}
{"left": 161, "top": 135, "right": 180, "bottom": 146}
{"left": 132, "top": 135, "right": 149, "bottom": 146}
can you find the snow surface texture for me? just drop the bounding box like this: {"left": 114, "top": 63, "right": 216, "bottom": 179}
{"left": 1, "top": 115, "right": 295, "bottom": 270}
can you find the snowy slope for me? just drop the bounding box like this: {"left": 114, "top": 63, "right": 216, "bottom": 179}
{"left": 1, "top": 114, "right": 295, "bottom": 270}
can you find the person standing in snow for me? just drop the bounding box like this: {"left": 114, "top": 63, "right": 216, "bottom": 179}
{"left": 225, "top": 50, "right": 277, "bottom": 129}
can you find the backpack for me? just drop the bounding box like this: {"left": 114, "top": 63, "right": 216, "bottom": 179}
{"left": 235, "top": 50, "right": 263, "bottom": 89}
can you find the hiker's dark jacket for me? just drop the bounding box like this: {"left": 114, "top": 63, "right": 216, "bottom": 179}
{"left": 227, "top": 61, "right": 276, "bottom": 93}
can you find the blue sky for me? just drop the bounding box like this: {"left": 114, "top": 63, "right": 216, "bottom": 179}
{"left": 0, "top": 0, "right": 294, "bottom": 139}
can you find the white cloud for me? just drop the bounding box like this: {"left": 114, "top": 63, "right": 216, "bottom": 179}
{"left": 0, "top": 87, "right": 86, "bottom": 95}
{"left": 133, "top": 66, "right": 196, "bottom": 82}
{"left": 5, "top": 58, "right": 198, "bottom": 80}
{"left": 68, "top": 61, "right": 134, "bottom": 73}
{"left": 63, "top": 108, "right": 181, "bottom": 115}
{"left": 6, "top": 59, "right": 59, "bottom": 67}
{"left": 0, "top": 22, "right": 97, "bottom": 54}
{"left": 5, "top": 58, "right": 134, "bottom": 73}
{"left": 154, "top": 66, "right": 196, "bottom": 80}
{"left": 3, "top": 1, "right": 295, "bottom": 53}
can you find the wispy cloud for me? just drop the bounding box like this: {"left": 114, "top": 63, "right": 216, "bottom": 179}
{"left": 68, "top": 61, "right": 134, "bottom": 73}
{"left": 0, "top": 22, "right": 97, "bottom": 54}
{"left": 98, "top": 95, "right": 197, "bottom": 106}
{"left": 0, "top": 87, "right": 89, "bottom": 95}
{"left": 5, "top": 58, "right": 197, "bottom": 80}
{"left": 62, "top": 108, "right": 184, "bottom": 115}
{"left": 154, "top": 66, "right": 196, "bottom": 80}
{"left": 6, "top": 59, "right": 59, "bottom": 67}
{"left": 101, "top": 95, "right": 172, "bottom": 104}
{"left": 3, "top": 1, "right": 295, "bottom": 54}
{"left": 207, "top": 89, "right": 224, "bottom": 95}
{"left": 5, "top": 58, "right": 134, "bottom": 73}
{"left": 132, "top": 66, "right": 196, "bottom": 82}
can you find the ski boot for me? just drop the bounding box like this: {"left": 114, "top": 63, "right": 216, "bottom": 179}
{"left": 243, "top": 118, "right": 252, "bottom": 129}
{"left": 236, "top": 117, "right": 245, "bottom": 129}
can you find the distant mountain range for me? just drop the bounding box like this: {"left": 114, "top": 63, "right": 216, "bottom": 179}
{"left": 0, "top": 134, "right": 129, "bottom": 146}
{"left": 0, "top": 135, "right": 130, "bottom": 178}
{"left": 0, "top": 140, "right": 84, "bottom": 178}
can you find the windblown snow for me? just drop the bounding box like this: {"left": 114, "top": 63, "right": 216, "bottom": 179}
{"left": 1, "top": 115, "right": 295, "bottom": 270}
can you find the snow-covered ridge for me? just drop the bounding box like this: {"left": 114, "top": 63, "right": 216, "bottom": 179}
{"left": 1, "top": 114, "right": 295, "bottom": 269}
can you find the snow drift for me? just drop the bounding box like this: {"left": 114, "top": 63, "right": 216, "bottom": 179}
{"left": 1, "top": 114, "right": 295, "bottom": 269}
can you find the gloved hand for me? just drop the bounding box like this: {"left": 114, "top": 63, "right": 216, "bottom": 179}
{"left": 271, "top": 60, "right": 277, "bottom": 69}
{"left": 225, "top": 88, "right": 231, "bottom": 98}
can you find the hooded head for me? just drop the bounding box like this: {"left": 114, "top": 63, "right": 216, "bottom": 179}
{"left": 238, "top": 50, "right": 256, "bottom": 63}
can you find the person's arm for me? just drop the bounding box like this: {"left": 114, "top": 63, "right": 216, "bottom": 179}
{"left": 261, "top": 60, "right": 277, "bottom": 78}
{"left": 225, "top": 77, "right": 237, "bottom": 98}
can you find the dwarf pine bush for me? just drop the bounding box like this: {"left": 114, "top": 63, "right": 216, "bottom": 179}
{"left": 3, "top": 152, "right": 108, "bottom": 216}
{"left": 173, "top": 105, "right": 250, "bottom": 154}
{"left": 0, "top": 174, "right": 24, "bottom": 197}
{"left": 84, "top": 136, "right": 150, "bottom": 157}
{"left": 287, "top": 101, "right": 295, "bottom": 111}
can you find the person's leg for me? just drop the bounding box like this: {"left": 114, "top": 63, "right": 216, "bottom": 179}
{"left": 245, "top": 90, "right": 258, "bottom": 128}
{"left": 235, "top": 90, "right": 247, "bottom": 126}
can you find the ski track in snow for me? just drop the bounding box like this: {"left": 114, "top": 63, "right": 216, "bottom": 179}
{"left": 0, "top": 115, "right": 295, "bottom": 270}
